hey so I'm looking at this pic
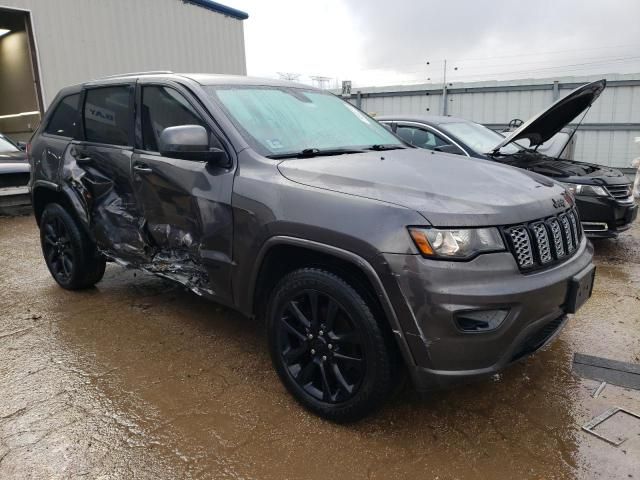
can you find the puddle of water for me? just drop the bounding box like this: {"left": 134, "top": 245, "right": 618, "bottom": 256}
{"left": 1, "top": 216, "right": 639, "bottom": 479}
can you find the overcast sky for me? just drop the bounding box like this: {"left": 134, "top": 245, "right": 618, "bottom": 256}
{"left": 223, "top": 0, "right": 640, "bottom": 88}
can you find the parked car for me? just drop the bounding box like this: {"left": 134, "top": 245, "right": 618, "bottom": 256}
{"left": 29, "top": 73, "right": 595, "bottom": 421}
{"left": 379, "top": 80, "right": 638, "bottom": 238}
{"left": 0, "top": 132, "right": 31, "bottom": 215}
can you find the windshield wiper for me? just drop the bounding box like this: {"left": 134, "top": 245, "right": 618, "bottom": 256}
{"left": 366, "top": 144, "right": 407, "bottom": 151}
{"left": 266, "top": 147, "right": 366, "bottom": 159}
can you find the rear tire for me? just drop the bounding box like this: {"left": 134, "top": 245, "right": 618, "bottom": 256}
{"left": 267, "top": 268, "right": 396, "bottom": 422}
{"left": 39, "top": 203, "right": 106, "bottom": 290}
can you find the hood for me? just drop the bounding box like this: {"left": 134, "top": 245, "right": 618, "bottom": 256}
{"left": 278, "top": 149, "right": 572, "bottom": 227}
{"left": 492, "top": 79, "right": 606, "bottom": 152}
{"left": 492, "top": 149, "right": 631, "bottom": 185}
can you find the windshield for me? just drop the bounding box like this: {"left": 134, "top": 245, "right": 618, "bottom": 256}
{"left": 439, "top": 121, "right": 521, "bottom": 155}
{"left": 0, "top": 135, "right": 19, "bottom": 152}
{"left": 205, "top": 86, "right": 403, "bottom": 157}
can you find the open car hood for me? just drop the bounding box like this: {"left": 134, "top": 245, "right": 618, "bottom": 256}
{"left": 492, "top": 79, "right": 606, "bottom": 153}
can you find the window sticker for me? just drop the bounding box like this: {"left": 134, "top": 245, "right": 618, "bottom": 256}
{"left": 85, "top": 103, "right": 117, "bottom": 127}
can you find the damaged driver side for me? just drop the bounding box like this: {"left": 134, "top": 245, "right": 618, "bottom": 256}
{"left": 34, "top": 78, "right": 235, "bottom": 303}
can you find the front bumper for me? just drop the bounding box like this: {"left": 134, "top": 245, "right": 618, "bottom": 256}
{"left": 383, "top": 236, "right": 594, "bottom": 391}
{"left": 576, "top": 195, "right": 637, "bottom": 238}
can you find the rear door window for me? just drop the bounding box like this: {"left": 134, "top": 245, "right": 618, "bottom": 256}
{"left": 141, "top": 85, "right": 209, "bottom": 151}
{"left": 45, "top": 94, "right": 81, "bottom": 138}
{"left": 84, "top": 86, "right": 132, "bottom": 146}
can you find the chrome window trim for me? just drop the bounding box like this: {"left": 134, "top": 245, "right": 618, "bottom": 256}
{"left": 381, "top": 120, "right": 471, "bottom": 157}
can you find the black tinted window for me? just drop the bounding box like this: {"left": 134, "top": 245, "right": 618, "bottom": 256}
{"left": 141, "top": 86, "right": 208, "bottom": 151}
{"left": 84, "top": 86, "right": 132, "bottom": 146}
{"left": 45, "top": 94, "right": 80, "bottom": 137}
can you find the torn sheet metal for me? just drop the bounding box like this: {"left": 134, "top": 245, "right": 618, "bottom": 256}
{"left": 142, "top": 250, "right": 212, "bottom": 294}
{"left": 59, "top": 141, "right": 235, "bottom": 301}
{"left": 108, "top": 252, "right": 215, "bottom": 298}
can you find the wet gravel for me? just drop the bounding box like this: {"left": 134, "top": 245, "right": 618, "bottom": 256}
{"left": 1, "top": 215, "right": 639, "bottom": 479}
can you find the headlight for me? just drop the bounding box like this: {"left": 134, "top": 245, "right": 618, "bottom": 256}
{"left": 563, "top": 183, "right": 607, "bottom": 197}
{"left": 408, "top": 227, "right": 505, "bottom": 259}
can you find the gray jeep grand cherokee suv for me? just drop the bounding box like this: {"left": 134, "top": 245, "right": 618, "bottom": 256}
{"left": 29, "top": 73, "right": 595, "bottom": 422}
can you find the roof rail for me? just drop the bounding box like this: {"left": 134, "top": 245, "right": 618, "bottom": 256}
{"left": 99, "top": 71, "right": 174, "bottom": 79}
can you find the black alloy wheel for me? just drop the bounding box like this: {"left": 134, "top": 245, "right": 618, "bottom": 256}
{"left": 277, "top": 289, "right": 365, "bottom": 403}
{"left": 39, "top": 203, "right": 106, "bottom": 290}
{"left": 267, "top": 268, "right": 396, "bottom": 422}
{"left": 42, "top": 214, "right": 75, "bottom": 284}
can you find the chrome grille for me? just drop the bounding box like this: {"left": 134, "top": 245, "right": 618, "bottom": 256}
{"left": 605, "top": 184, "right": 632, "bottom": 200}
{"left": 560, "top": 214, "right": 575, "bottom": 253}
{"left": 549, "top": 218, "right": 565, "bottom": 258}
{"left": 568, "top": 209, "right": 581, "bottom": 244}
{"left": 507, "top": 226, "right": 534, "bottom": 268}
{"left": 504, "top": 207, "right": 582, "bottom": 271}
{"left": 531, "top": 223, "right": 552, "bottom": 264}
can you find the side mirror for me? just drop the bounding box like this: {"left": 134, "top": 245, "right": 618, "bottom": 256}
{"left": 17, "top": 141, "right": 27, "bottom": 151}
{"left": 159, "top": 125, "right": 229, "bottom": 166}
{"left": 434, "top": 144, "right": 464, "bottom": 155}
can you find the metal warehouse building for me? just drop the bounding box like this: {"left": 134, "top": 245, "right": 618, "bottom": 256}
{"left": 0, "top": 0, "right": 248, "bottom": 141}
{"left": 345, "top": 74, "right": 640, "bottom": 171}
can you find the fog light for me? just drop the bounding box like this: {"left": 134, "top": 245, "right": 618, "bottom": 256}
{"left": 455, "top": 309, "right": 509, "bottom": 332}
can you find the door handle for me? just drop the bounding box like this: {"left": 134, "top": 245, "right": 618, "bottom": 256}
{"left": 133, "top": 164, "right": 153, "bottom": 174}
{"left": 70, "top": 147, "right": 92, "bottom": 163}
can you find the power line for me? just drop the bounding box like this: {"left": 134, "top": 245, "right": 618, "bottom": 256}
{"left": 447, "top": 56, "right": 640, "bottom": 80}
{"left": 453, "top": 54, "right": 640, "bottom": 72}
{"left": 348, "top": 55, "right": 640, "bottom": 84}
{"left": 342, "top": 43, "right": 640, "bottom": 76}
{"left": 449, "top": 43, "right": 640, "bottom": 63}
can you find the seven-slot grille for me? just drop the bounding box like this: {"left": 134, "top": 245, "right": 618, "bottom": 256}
{"left": 605, "top": 184, "right": 632, "bottom": 200}
{"left": 504, "top": 208, "right": 582, "bottom": 271}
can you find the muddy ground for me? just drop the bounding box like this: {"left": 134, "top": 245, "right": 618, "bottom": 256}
{"left": 1, "top": 215, "right": 639, "bottom": 479}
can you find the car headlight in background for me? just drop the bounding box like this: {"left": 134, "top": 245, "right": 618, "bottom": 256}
{"left": 408, "top": 227, "right": 505, "bottom": 259}
{"left": 563, "top": 183, "right": 608, "bottom": 197}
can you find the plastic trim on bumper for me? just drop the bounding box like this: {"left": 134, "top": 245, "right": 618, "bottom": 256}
{"left": 384, "top": 237, "right": 594, "bottom": 391}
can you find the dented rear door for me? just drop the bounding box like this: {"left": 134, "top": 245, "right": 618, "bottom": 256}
{"left": 130, "top": 81, "right": 235, "bottom": 303}
{"left": 73, "top": 83, "right": 150, "bottom": 260}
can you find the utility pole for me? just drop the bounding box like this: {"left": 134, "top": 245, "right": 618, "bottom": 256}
{"left": 310, "top": 76, "right": 331, "bottom": 90}
{"left": 441, "top": 59, "right": 448, "bottom": 116}
{"left": 426, "top": 59, "right": 458, "bottom": 115}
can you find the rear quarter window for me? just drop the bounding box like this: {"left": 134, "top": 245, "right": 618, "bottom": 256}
{"left": 45, "top": 94, "right": 81, "bottom": 138}
{"left": 83, "top": 86, "right": 132, "bottom": 146}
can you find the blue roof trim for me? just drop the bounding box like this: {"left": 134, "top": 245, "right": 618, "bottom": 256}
{"left": 184, "top": 0, "right": 249, "bottom": 20}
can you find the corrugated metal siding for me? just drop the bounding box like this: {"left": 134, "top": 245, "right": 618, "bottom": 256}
{"left": 447, "top": 88, "right": 554, "bottom": 124}
{"left": 2, "top": 0, "right": 246, "bottom": 107}
{"left": 347, "top": 74, "right": 640, "bottom": 169}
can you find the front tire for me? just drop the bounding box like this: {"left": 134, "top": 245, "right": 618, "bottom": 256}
{"left": 267, "top": 268, "right": 396, "bottom": 422}
{"left": 39, "top": 203, "right": 106, "bottom": 290}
